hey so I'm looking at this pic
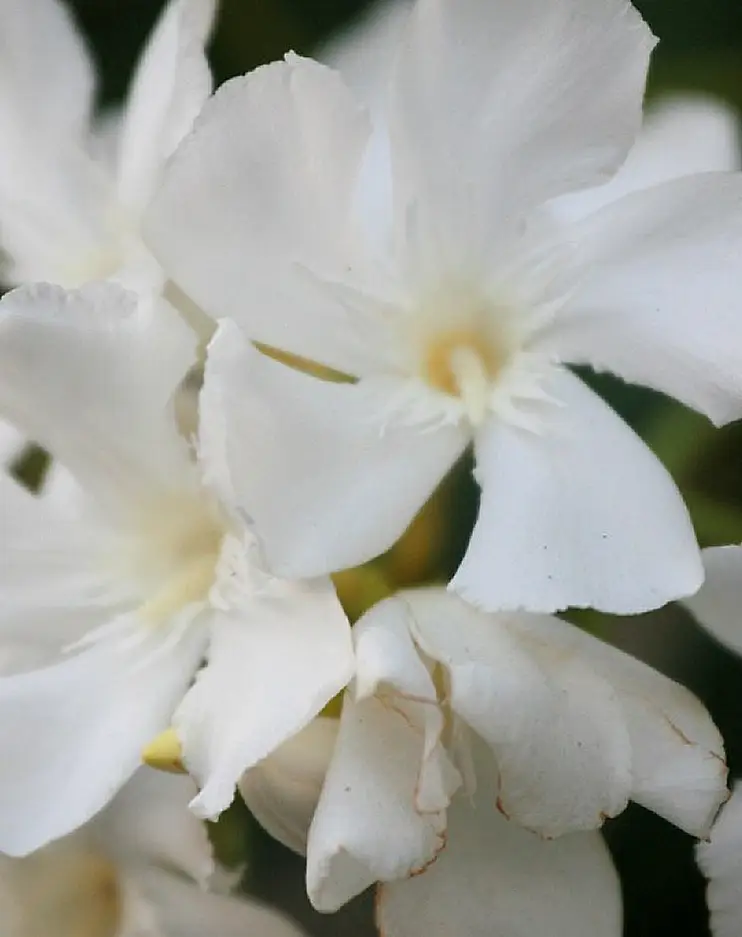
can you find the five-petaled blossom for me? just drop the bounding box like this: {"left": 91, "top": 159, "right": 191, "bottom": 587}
{"left": 0, "top": 282, "right": 352, "bottom": 856}
{"left": 146, "top": 0, "right": 742, "bottom": 615}
{"left": 0, "top": 766, "right": 305, "bottom": 937}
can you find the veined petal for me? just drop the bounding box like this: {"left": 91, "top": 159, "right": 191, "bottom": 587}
{"left": 146, "top": 55, "right": 382, "bottom": 374}
{"left": 239, "top": 717, "right": 339, "bottom": 856}
{"left": 507, "top": 612, "right": 728, "bottom": 838}
{"left": 684, "top": 546, "right": 742, "bottom": 657}
{"left": 389, "top": 0, "right": 655, "bottom": 266}
{"left": 452, "top": 368, "right": 702, "bottom": 613}
{"left": 199, "top": 322, "right": 467, "bottom": 579}
{"left": 0, "top": 283, "right": 197, "bottom": 511}
{"left": 175, "top": 551, "right": 353, "bottom": 819}
{"left": 377, "top": 788, "right": 621, "bottom": 937}
{"left": 0, "top": 619, "right": 205, "bottom": 856}
{"left": 130, "top": 867, "right": 307, "bottom": 937}
{"left": 698, "top": 786, "right": 742, "bottom": 937}
{"left": 90, "top": 768, "right": 214, "bottom": 886}
{"left": 553, "top": 94, "right": 740, "bottom": 225}
{"left": 403, "top": 589, "right": 632, "bottom": 836}
{"left": 306, "top": 694, "right": 447, "bottom": 913}
{"left": 116, "top": 0, "right": 216, "bottom": 215}
{"left": 541, "top": 174, "right": 742, "bottom": 426}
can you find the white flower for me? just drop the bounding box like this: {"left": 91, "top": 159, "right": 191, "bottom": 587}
{"left": 145, "top": 0, "right": 742, "bottom": 615}
{"left": 0, "top": 281, "right": 353, "bottom": 856}
{"left": 0, "top": 766, "right": 306, "bottom": 937}
{"left": 0, "top": 0, "right": 215, "bottom": 294}
{"left": 299, "top": 589, "right": 726, "bottom": 911}
{"left": 241, "top": 717, "right": 624, "bottom": 937}
{"left": 683, "top": 545, "right": 742, "bottom": 657}
{"left": 698, "top": 785, "right": 742, "bottom": 937}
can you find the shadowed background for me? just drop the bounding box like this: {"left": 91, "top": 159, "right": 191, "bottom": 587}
{"left": 55, "top": 1, "right": 742, "bottom": 935}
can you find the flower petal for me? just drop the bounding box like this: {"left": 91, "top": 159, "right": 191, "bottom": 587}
{"left": 90, "top": 768, "right": 214, "bottom": 885}
{"left": 389, "top": 0, "right": 655, "bottom": 265}
{"left": 505, "top": 611, "right": 728, "bottom": 838}
{"left": 0, "top": 0, "right": 94, "bottom": 141}
{"left": 239, "top": 717, "right": 339, "bottom": 856}
{"left": 553, "top": 94, "right": 740, "bottom": 225}
{"left": 131, "top": 867, "right": 307, "bottom": 937}
{"left": 306, "top": 694, "right": 447, "bottom": 913}
{"left": 377, "top": 789, "right": 621, "bottom": 937}
{"left": 684, "top": 546, "right": 742, "bottom": 657}
{"left": 116, "top": 0, "right": 216, "bottom": 215}
{"left": 0, "top": 283, "right": 197, "bottom": 510}
{"left": 146, "top": 55, "right": 381, "bottom": 374}
{"left": 176, "top": 549, "right": 353, "bottom": 819}
{"left": 403, "top": 588, "right": 632, "bottom": 836}
{"left": 541, "top": 174, "right": 742, "bottom": 426}
{"left": 452, "top": 368, "right": 702, "bottom": 613}
{"left": 0, "top": 619, "right": 205, "bottom": 855}
{"left": 199, "top": 321, "right": 467, "bottom": 579}
{"left": 697, "top": 786, "right": 742, "bottom": 937}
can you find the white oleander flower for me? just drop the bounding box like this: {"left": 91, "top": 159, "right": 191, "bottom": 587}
{"left": 298, "top": 589, "right": 725, "bottom": 912}
{"left": 0, "top": 766, "right": 306, "bottom": 937}
{"left": 0, "top": 0, "right": 215, "bottom": 294}
{"left": 146, "top": 0, "right": 742, "bottom": 615}
{"left": 0, "top": 281, "right": 353, "bottom": 856}
{"left": 698, "top": 786, "right": 742, "bottom": 937}
{"left": 240, "top": 717, "right": 624, "bottom": 937}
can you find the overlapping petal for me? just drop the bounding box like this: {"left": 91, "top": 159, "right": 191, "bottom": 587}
{"left": 0, "top": 283, "right": 197, "bottom": 509}
{"left": 200, "top": 322, "right": 467, "bottom": 579}
{"left": 0, "top": 619, "right": 205, "bottom": 855}
{"left": 377, "top": 789, "right": 622, "bottom": 937}
{"left": 540, "top": 174, "right": 742, "bottom": 426}
{"left": 452, "top": 368, "right": 702, "bottom": 613}
{"left": 116, "top": 0, "right": 216, "bottom": 215}
{"left": 146, "top": 55, "right": 383, "bottom": 373}
{"left": 698, "top": 786, "right": 742, "bottom": 937}
{"left": 403, "top": 590, "right": 632, "bottom": 836}
{"left": 389, "top": 0, "right": 655, "bottom": 265}
{"left": 175, "top": 543, "right": 352, "bottom": 819}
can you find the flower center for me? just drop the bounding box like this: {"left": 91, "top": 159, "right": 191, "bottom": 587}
{"left": 422, "top": 328, "right": 507, "bottom": 426}
{"left": 126, "top": 495, "right": 227, "bottom": 626}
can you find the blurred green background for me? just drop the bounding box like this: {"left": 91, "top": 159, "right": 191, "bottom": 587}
{"left": 60, "top": 1, "right": 742, "bottom": 935}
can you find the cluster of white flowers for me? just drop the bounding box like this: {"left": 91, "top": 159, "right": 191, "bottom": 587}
{"left": 3, "top": 0, "right": 742, "bottom": 934}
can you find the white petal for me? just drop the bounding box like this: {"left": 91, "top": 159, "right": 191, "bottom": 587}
{"left": 306, "top": 694, "right": 447, "bottom": 913}
{"left": 0, "top": 420, "right": 24, "bottom": 466}
{"left": 199, "top": 321, "right": 467, "bottom": 578}
{"left": 684, "top": 546, "right": 742, "bottom": 657}
{"left": 0, "top": 0, "right": 94, "bottom": 141}
{"left": 90, "top": 768, "right": 214, "bottom": 885}
{"left": 116, "top": 0, "right": 216, "bottom": 215}
{"left": 131, "top": 867, "right": 307, "bottom": 937}
{"left": 176, "top": 551, "right": 353, "bottom": 819}
{"left": 0, "top": 283, "right": 197, "bottom": 510}
{"left": 0, "top": 472, "right": 120, "bottom": 654}
{"left": 389, "top": 0, "right": 655, "bottom": 265}
{"left": 698, "top": 786, "right": 742, "bottom": 937}
{"left": 0, "top": 619, "right": 205, "bottom": 856}
{"left": 146, "top": 55, "right": 381, "bottom": 374}
{"left": 553, "top": 94, "right": 740, "bottom": 225}
{"left": 239, "top": 717, "right": 339, "bottom": 856}
{"left": 452, "top": 368, "right": 702, "bottom": 613}
{"left": 377, "top": 790, "right": 621, "bottom": 937}
{"left": 541, "top": 174, "right": 742, "bottom": 426}
{"left": 506, "top": 611, "right": 728, "bottom": 838}
{"left": 403, "top": 589, "right": 632, "bottom": 836}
